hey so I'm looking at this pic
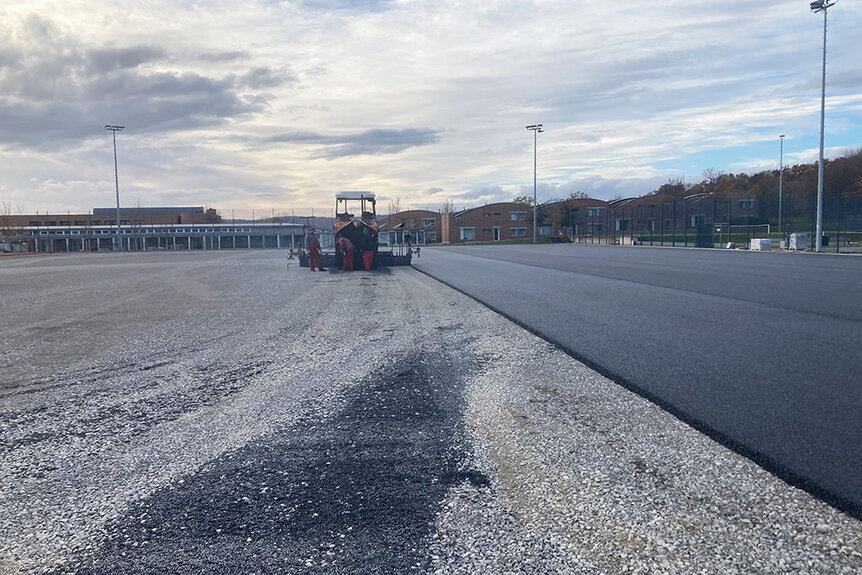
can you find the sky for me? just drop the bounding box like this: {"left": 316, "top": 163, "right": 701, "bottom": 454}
{"left": 1, "top": 0, "right": 860, "bottom": 218}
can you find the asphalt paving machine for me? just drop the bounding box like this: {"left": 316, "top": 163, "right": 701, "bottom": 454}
{"left": 300, "top": 191, "right": 412, "bottom": 269}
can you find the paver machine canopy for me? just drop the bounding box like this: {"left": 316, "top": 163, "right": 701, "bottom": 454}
{"left": 335, "top": 191, "right": 378, "bottom": 233}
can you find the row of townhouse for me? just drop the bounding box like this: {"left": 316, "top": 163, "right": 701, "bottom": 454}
{"left": 379, "top": 191, "right": 760, "bottom": 245}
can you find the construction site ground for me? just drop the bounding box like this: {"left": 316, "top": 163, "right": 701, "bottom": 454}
{"left": 1, "top": 251, "right": 859, "bottom": 575}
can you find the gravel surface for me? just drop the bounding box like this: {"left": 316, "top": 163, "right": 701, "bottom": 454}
{"left": 1, "top": 251, "right": 860, "bottom": 574}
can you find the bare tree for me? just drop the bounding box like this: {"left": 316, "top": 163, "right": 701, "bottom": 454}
{"left": 0, "top": 200, "right": 19, "bottom": 246}
{"left": 387, "top": 197, "right": 403, "bottom": 215}
{"left": 441, "top": 199, "right": 455, "bottom": 214}
{"left": 702, "top": 168, "right": 726, "bottom": 192}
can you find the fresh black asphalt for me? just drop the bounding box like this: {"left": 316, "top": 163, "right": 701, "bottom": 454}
{"left": 59, "top": 351, "right": 487, "bottom": 574}
{"left": 413, "top": 244, "right": 862, "bottom": 518}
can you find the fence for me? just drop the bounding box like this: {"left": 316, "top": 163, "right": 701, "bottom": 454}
{"left": 566, "top": 195, "right": 861, "bottom": 251}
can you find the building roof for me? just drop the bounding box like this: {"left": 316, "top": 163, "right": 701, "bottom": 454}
{"left": 93, "top": 207, "right": 204, "bottom": 215}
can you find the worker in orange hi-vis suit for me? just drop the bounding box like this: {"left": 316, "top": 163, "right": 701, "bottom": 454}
{"left": 360, "top": 223, "right": 378, "bottom": 270}
{"left": 337, "top": 236, "right": 355, "bottom": 271}
{"left": 304, "top": 228, "right": 326, "bottom": 271}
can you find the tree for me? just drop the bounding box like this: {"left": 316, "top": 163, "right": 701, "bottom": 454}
{"left": 441, "top": 199, "right": 455, "bottom": 214}
{"left": 655, "top": 177, "right": 688, "bottom": 199}
{"left": 513, "top": 195, "right": 534, "bottom": 206}
{"left": 844, "top": 175, "right": 862, "bottom": 199}
{"left": 0, "top": 201, "right": 11, "bottom": 241}
{"left": 387, "top": 197, "right": 402, "bottom": 215}
{"left": 0, "top": 200, "right": 21, "bottom": 245}
{"left": 204, "top": 207, "right": 221, "bottom": 222}
{"left": 702, "top": 168, "right": 725, "bottom": 189}
{"left": 569, "top": 191, "right": 589, "bottom": 199}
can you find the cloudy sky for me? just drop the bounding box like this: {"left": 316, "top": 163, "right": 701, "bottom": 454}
{"left": 1, "top": 0, "right": 860, "bottom": 218}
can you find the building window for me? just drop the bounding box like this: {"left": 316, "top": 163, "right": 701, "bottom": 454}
{"left": 511, "top": 227, "right": 526, "bottom": 238}
{"left": 494, "top": 212, "right": 500, "bottom": 216}
{"left": 29, "top": 221, "right": 41, "bottom": 226}
{"left": 46, "top": 221, "right": 57, "bottom": 226}
{"left": 422, "top": 218, "right": 436, "bottom": 227}
{"left": 482, "top": 228, "right": 492, "bottom": 234}
{"left": 691, "top": 215, "right": 705, "bottom": 226}
{"left": 589, "top": 223, "right": 603, "bottom": 233}
{"left": 59, "top": 221, "right": 71, "bottom": 226}
{"left": 616, "top": 219, "right": 630, "bottom": 232}
{"left": 587, "top": 207, "right": 604, "bottom": 217}
{"left": 510, "top": 211, "right": 526, "bottom": 221}
{"left": 738, "top": 199, "right": 754, "bottom": 209}
{"left": 460, "top": 227, "right": 476, "bottom": 241}
{"left": 483, "top": 213, "right": 490, "bottom": 218}
{"left": 539, "top": 224, "right": 552, "bottom": 236}
{"left": 426, "top": 231, "right": 437, "bottom": 241}
{"left": 664, "top": 219, "right": 678, "bottom": 229}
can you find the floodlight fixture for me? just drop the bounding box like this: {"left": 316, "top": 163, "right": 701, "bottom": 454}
{"left": 526, "top": 124, "right": 544, "bottom": 243}
{"left": 105, "top": 125, "right": 125, "bottom": 251}
{"left": 779, "top": 135, "right": 786, "bottom": 235}
{"left": 811, "top": 0, "right": 836, "bottom": 251}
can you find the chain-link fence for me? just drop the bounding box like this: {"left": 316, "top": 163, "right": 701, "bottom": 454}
{"left": 567, "top": 193, "right": 861, "bottom": 252}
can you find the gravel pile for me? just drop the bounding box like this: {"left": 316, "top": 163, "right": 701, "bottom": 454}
{"left": 1, "top": 251, "right": 859, "bottom": 574}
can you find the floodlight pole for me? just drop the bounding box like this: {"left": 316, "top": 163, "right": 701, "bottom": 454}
{"left": 526, "top": 124, "right": 543, "bottom": 243}
{"left": 779, "top": 134, "right": 785, "bottom": 236}
{"left": 105, "top": 125, "right": 125, "bottom": 251}
{"left": 811, "top": 0, "right": 835, "bottom": 252}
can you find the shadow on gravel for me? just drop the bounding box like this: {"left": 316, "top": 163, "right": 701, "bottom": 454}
{"left": 61, "top": 352, "right": 487, "bottom": 574}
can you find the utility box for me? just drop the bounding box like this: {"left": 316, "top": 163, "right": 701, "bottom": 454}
{"left": 789, "top": 233, "right": 808, "bottom": 251}
{"left": 750, "top": 238, "right": 772, "bottom": 251}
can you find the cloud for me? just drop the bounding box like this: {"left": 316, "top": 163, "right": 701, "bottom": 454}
{"left": 0, "top": 16, "right": 290, "bottom": 150}
{"left": 267, "top": 128, "right": 441, "bottom": 158}
{"left": 237, "top": 66, "right": 295, "bottom": 89}
{"left": 299, "top": 0, "right": 394, "bottom": 12}
{"left": 196, "top": 50, "right": 251, "bottom": 63}
{"left": 85, "top": 46, "right": 165, "bottom": 74}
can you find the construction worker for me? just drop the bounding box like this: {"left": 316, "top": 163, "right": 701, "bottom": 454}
{"left": 305, "top": 228, "right": 326, "bottom": 271}
{"left": 336, "top": 236, "right": 355, "bottom": 271}
{"left": 360, "top": 222, "right": 378, "bottom": 270}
